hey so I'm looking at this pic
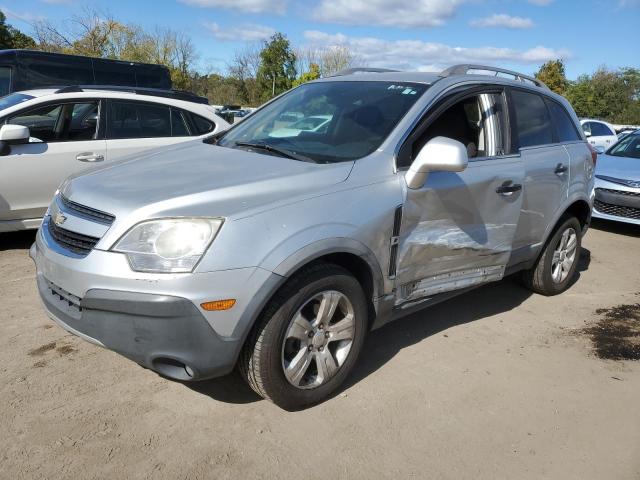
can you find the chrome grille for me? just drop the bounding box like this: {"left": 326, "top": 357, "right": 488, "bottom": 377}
{"left": 60, "top": 195, "right": 115, "bottom": 225}
{"left": 595, "top": 188, "right": 640, "bottom": 198}
{"left": 594, "top": 200, "right": 640, "bottom": 220}
{"left": 47, "top": 219, "right": 100, "bottom": 256}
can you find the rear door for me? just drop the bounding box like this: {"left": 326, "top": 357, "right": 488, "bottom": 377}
{"left": 510, "top": 89, "right": 569, "bottom": 252}
{"left": 104, "top": 100, "right": 197, "bottom": 160}
{"left": 0, "top": 99, "right": 106, "bottom": 222}
{"left": 394, "top": 87, "right": 525, "bottom": 304}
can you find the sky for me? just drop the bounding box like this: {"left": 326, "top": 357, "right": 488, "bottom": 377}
{"left": 2, "top": 0, "right": 639, "bottom": 79}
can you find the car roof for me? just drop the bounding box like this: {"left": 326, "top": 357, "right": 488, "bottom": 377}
{"left": 314, "top": 71, "right": 441, "bottom": 84}
{"left": 3, "top": 88, "right": 225, "bottom": 121}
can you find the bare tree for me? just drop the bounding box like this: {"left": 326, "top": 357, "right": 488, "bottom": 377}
{"left": 294, "top": 44, "right": 362, "bottom": 77}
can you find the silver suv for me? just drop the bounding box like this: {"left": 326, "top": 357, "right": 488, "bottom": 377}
{"left": 31, "top": 65, "right": 595, "bottom": 409}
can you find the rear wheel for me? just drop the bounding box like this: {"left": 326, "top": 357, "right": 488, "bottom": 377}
{"left": 239, "top": 263, "right": 367, "bottom": 410}
{"left": 522, "top": 216, "right": 582, "bottom": 296}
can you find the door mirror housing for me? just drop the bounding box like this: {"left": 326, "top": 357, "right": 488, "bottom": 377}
{"left": 0, "top": 124, "right": 30, "bottom": 144}
{"left": 405, "top": 136, "right": 469, "bottom": 189}
{"left": 584, "top": 130, "right": 592, "bottom": 138}
{"left": 595, "top": 146, "right": 605, "bottom": 154}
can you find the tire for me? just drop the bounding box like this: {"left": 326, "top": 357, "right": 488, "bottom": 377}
{"left": 239, "top": 262, "right": 368, "bottom": 410}
{"left": 521, "top": 216, "right": 582, "bottom": 296}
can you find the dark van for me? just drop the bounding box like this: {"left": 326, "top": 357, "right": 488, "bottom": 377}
{"left": 0, "top": 50, "right": 172, "bottom": 96}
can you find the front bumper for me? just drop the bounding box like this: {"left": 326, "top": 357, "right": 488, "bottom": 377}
{"left": 591, "top": 182, "right": 640, "bottom": 226}
{"left": 31, "top": 234, "right": 283, "bottom": 380}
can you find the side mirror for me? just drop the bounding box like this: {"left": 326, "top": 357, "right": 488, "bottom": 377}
{"left": 584, "top": 131, "right": 592, "bottom": 138}
{"left": 0, "top": 124, "right": 30, "bottom": 144}
{"left": 595, "top": 146, "right": 605, "bottom": 154}
{"left": 405, "top": 136, "right": 469, "bottom": 189}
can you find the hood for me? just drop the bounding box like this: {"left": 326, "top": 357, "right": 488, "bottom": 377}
{"left": 595, "top": 153, "right": 640, "bottom": 186}
{"left": 63, "top": 141, "right": 353, "bottom": 220}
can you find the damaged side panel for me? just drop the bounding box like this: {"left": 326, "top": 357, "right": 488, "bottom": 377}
{"left": 394, "top": 157, "right": 524, "bottom": 305}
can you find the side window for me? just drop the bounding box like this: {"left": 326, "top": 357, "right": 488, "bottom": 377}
{"left": 406, "top": 92, "right": 506, "bottom": 166}
{"left": 171, "top": 108, "right": 190, "bottom": 137}
{"left": 511, "top": 90, "right": 553, "bottom": 148}
{"left": 9, "top": 103, "right": 62, "bottom": 142}
{"left": 591, "top": 122, "right": 613, "bottom": 136}
{"left": 0, "top": 67, "right": 11, "bottom": 96}
{"left": 190, "top": 113, "right": 215, "bottom": 135}
{"left": 545, "top": 99, "right": 581, "bottom": 142}
{"left": 8, "top": 101, "right": 100, "bottom": 142}
{"left": 108, "top": 101, "right": 171, "bottom": 139}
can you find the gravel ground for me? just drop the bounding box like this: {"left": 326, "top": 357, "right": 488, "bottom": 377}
{"left": 1, "top": 219, "right": 639, "bottom": 480}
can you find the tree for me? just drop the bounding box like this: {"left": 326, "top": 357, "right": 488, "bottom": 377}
{"left": 0, "top": 11, "right": 36, "bottom": 49}
{"left": 293, "top": 63, "right": 320, "bottom": 87}
{"left": 535, "top": 59, "right": 568, "bottom": 95}
{"left": 257, "top": 33, "right": 296, "bottom": 100}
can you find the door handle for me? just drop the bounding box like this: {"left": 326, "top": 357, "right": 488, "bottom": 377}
{"left": 76, "top": 152, "right": 104, "bottom": 162}
{"left": 496, "top": 182, "right": 522, "bottom": 196}
{"left": 554, "top": 163, "right": 568, "bottom": 175}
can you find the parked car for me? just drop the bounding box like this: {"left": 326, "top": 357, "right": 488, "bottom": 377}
{"left": 269, "top": 114, "right": 332, "bottom": 138}
{"left": 592, "top": 130, "right": 640, "bottom": 225}
{"left": 31, "top": 65, "right": 594, "bottom": 409}
{"left": 580, "top": 119, "right": 618, "bottom": 150}
{"left": 0, "top": 49, "right": 172, "bottom": 97}
{"left": 615, "top": 128, "right": 637, "bottom": 141}
{"left": 0, "top": 86, "right": 229, "bottom": 232}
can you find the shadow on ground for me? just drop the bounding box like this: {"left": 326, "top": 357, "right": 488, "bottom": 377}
{"left": 590, "top": 218, "right": 640, "bottom": 237}
{"left": 0, "top": 230, "right": 37, "bottom": 251}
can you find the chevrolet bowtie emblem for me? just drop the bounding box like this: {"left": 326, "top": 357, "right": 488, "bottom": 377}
{"left": 53, "top": 212, "right": 67, "bottom": 226}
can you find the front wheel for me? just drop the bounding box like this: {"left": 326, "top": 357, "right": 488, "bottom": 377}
{"left": 522, "top": 216, "right": 582, "bottom": 296}
{"left": 239, "top": 263, "right": 368, "bottom": 410}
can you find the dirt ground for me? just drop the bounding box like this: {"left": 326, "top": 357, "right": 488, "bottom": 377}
{"left": 1, "top": 220, "right": 639, "bottom": 480}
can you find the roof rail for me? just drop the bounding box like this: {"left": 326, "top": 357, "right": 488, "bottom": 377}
{"left": 53, "top": 85, "right": 209, "bottom": 104}
{"left": 439, "top": 64, "right": 548, "bottom": 89}
{"left": 329, "top": 67, "right": 400, "bottom": 77}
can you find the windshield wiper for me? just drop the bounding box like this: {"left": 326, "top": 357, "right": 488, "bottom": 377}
{"left": 233, "top": 141, "right": 317, "bottom": 163}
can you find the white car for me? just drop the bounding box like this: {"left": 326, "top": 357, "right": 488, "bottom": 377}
{"left": 0, "top": 86, "right": 229, "bottom": 232}
{"left": 580, "top": 119, "right": 618, "bottom": 150}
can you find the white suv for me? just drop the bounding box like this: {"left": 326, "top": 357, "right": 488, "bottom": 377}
{"left": 0, "top": 87, "right": 229, "bottom": 232}
{"left": 580, "top": 119, "right": 618, "bottom": 151}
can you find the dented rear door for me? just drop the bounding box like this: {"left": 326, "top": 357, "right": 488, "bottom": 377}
{"left": 394, "top": 156, "right": 524, "bottom": 305}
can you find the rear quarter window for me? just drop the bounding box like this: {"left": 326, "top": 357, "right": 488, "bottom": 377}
{"left": 189, "top": 113, "right": 215, "bottom": 135}
{"left": 511, "top": 90, "right": 553, "bottom": 148}
{"left": 545, "top": 99, "right": 581, "bottom": 142}
{"left": 590, "top": 122, "right": 614, "bottom": 136}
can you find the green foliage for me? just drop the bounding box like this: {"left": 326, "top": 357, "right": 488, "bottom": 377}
{"left": 535, "top": 60, "right": 568, "bottom": 95}
{"left": 293, "top": 63, "right": 320, "bottom": 87}
{"left": 0, "top": 11, "right": 36, "bottom": 49}
{"left": 565, "top": 67, "right": 640, "bottom": 124}
{"left": 256, "top": 33, "right": 296, "bottom": 101}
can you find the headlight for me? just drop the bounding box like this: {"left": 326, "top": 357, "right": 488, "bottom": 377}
{"left": 112, "top": 218, "right": 223, "bottom": 273}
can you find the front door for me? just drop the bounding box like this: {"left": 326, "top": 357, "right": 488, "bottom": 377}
{"left": 393, "top": 90, "right": 524, "bottom": 304}
{"left": 0, "top": 100, "right": 106, "bottom": 222}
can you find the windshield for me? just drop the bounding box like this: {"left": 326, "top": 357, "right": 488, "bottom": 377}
{"left": 217, "top": 81, "right": 428, "bottom": 163}
{"left": 0, "top": 93, "right": 35, "bottom": 112}
{"left": 607, "top": 133, "right": 640, "bottom": 159}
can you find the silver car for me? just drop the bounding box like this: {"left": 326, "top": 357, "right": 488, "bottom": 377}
{"left": 31, "top": 65, "right": 595, "bottom": 409}
{"left": 592, "top": 130, "right": 640, "bottom": 225}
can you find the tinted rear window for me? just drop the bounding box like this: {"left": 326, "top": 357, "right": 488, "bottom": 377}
{"left": 512, "top": 90, "right": 553, "bottom": 148}
{"left": 0, "top": 67, "right": 11, "bottom": 96}
{"left": 108, "top": 101, "right": 171, "bottom": 139}
{"left": 590, "top": 122, "right": 613, "bottom": 136}
{"left": 545, "top": 99, "right": 581, "bottom": 142}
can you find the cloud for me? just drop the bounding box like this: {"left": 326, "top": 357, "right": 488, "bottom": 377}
{"left": 470, "top": 14, "right": 534, "bottom": 29}
{"left": 0, "top": 6, "right": 46, "bottom": 22}
{"left": 618, "top": 0, "right": 640, "bottom": 6}
{"left": 203, "top": 21, "right": 274, "bottom": 42}
{"left": 303, "top": 31, "right": 571, "bottom": 71}
{"left": 312, "top": 0, "right": 464, "bottom": 28}
{"left": 527, "top": 0, "right": 553, "bottom": 5}
{"left": 179, "top": 0, "right": 286, "bottom": 14}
